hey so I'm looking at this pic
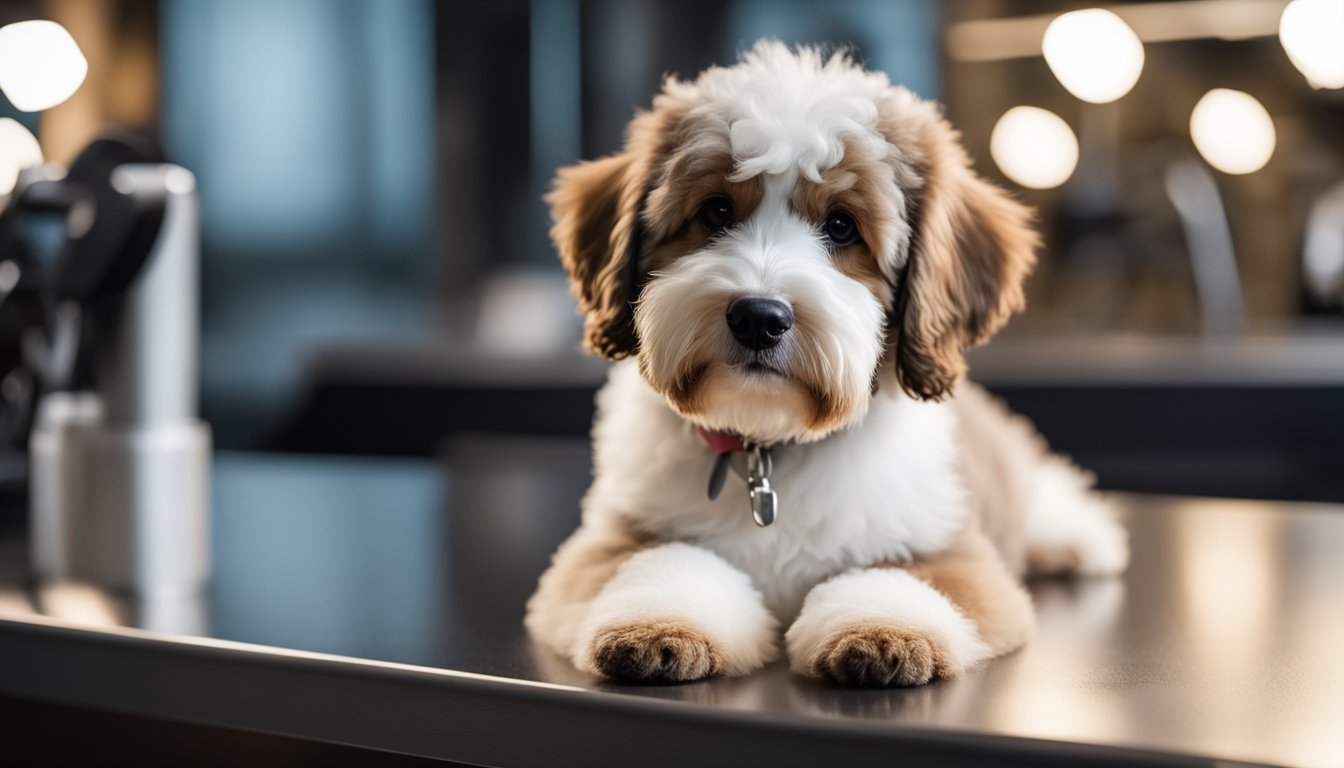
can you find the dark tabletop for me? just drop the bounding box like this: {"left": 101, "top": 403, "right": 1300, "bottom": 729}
{"left": 1, "top": 440, "right": 1341, "bottom": 767}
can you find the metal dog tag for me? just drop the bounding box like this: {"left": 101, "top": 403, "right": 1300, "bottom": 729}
{"left": 749, "top": 477, "right": 777, "bottom": 527}
{"left": 746, "top": 445, "right": 778, "bottom": 527}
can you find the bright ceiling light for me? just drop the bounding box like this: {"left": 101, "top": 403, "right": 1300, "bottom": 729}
{"left": 990, "top": 106, "right": 1079, "bottom": 190}
{"left": 1190, "top": 89, "right": 1276, "bottom": 175}
{"left": 1043, "top": 9, "right": 1145, "bottom": 103}
{"left": 0, "top": 117, "right": 44, "bottom": 196}
{"left": 1279, "top": 0, "right": 1344, "bottom": 89}
{"left": 0, "top": 20, "right": 88, "bottom": 112}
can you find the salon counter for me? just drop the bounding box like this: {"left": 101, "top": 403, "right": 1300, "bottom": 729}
{"left": 1, "top": 443, "right": 1341, "bottom": 767}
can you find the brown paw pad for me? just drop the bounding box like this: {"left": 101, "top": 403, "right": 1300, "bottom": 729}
{"left": 1027, "top": 543, "right": 1083, "bottom": 576}
{"left": 811, "top": 622, "right": 950, "bottom": 687}
{"left": 590, "top": 620, "right": 721, "bottom": 683}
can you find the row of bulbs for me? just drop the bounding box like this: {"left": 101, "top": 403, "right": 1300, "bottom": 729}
{"left": 2, "top": 4, "right": 1342, "bottom": 195}
{"left": 0, "top": 20, "right": 88, "bottom": 195}
{"left": 989, "top": 0, "right": 1342, "bottom": 189}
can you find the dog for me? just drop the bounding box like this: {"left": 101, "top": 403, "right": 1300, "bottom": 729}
{"left": 526, "top": 41, "right": 1127, "bottom": 687}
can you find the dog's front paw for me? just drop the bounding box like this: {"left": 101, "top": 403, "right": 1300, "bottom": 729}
{"left": 589, "top": 620, "right": 722, "bottom": 683}
{"left": 807, "top": 622, "right": 953, "bottom": 687}
{"left": 786, "top": 569, "right": 991, "bottom": 687}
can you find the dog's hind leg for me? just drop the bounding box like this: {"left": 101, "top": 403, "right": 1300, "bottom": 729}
{"left": 1023, "top": 457, "right": 1129, "bottom": 577}
{"left": 954, "top": 382, "right": 1128, "bottom": 578}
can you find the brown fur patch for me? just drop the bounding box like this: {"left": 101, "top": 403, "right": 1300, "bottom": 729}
{"left": 809, "top": 621, "right": 948, "bottom": 687}
{"left": 901, "top": 527, "right": 1035, "bottom": 656}
{"left": 660, "top": 361, "right": 710, "bottom": 415}
{"left": 877, "top": 98, "right": 1039, "bottom": 401}
{"left": 804, "top": 383, "right": 852, "bottom": 433}
{"left": 828, "top": 243, "right": 888, "bottom": 304}
{"left": 549, "top": 95, "right": 770, "bottom": 360}
{"left": 547, "top": 103, "right": 677, "bottom": 359}
{"left": 590, "top": 619, "right": 723, "bottom": 683}
{"left": 792, "top": 140, "right": 903, "bottom": 302}
{"left": 643, "top": 148, "right": 764, "bottom": 272}
{"left": 1025, "top": 543, "right": 1083, "bottom": 576}
{"left": 550, "top": 526, "right": 652, "bottom": 606}
{"left": 641, "top": 219, "right": 703, "bottom": 277}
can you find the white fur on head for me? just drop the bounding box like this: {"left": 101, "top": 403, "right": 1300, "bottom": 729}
{"left": 632, "top": 42, "right": 922, "bottom": 443}
{"left": 670, "top": 43, "right": 894, "bottom": 184}
{"left": 550, "top": 39, "right": 1035, "bottom": 442}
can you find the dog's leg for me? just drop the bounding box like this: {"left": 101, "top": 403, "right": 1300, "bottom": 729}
{"left": 525, "top": 522, "right": 649, "bottom": 666}
{"left": 576, "top": 542, "right": 779, "bottom": 682}
{"left": 528, "top": 529, "right": 778, "bottom": 683}
{"left": 954, "top": 382, "right": 1128, "bottom": 578}
{"left": 1024, "top": 458, "right": 1129, "bottom": 576}
{"left": 786, "top": 530, "right": 1032, "bottom": 687}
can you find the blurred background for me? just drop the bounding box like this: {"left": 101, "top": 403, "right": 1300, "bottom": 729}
{"left": 3, "top": 0, "right": 1342, "bottom": 501}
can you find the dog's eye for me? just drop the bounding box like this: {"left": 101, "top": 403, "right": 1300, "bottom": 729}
{"left": 699, "top": 196, "right": 736, "bottom": 232}
{"left": 823, "top": 211, "right": 860, "bottom": 247}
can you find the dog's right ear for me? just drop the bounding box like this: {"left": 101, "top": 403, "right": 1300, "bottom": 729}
{"left": 548, "top": 121, "right": 663, "bottom": 359}
{"left": 549, "top": 97, "right": 688, "bottom": 359}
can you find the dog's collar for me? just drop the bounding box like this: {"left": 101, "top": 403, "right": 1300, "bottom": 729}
{"left": 697, "top": 427, "right": 745, "bottom": 454}
{"left": 697, "top": 428, "right": 779, "bottom": 527}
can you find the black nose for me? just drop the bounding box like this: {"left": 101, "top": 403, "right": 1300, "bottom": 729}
{"left": 726, "top": 297, "right": 794, "bottom": 351}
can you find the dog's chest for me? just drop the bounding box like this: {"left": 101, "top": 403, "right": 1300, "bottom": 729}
{"left": 587, "top": 362, "right": 969, "bottom": 621}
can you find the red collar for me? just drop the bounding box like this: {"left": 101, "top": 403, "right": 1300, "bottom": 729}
{"left": 697, "top": 427, "right": 745, "bottom": 454}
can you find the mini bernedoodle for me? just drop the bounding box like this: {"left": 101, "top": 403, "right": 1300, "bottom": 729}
{"left": 526, "top": 41, "right": 1128, "bottom": 687}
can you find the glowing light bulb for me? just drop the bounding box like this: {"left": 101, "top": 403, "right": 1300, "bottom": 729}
{"left": 1043, "top": 9, "right": 1145, "bottom": 104}
{"left": 1190, "top": 89, "right": 1276, "bottom": 175}
{"left": 0, "top": 20, "right": 88, "bottom": 112}
{"left": 1280, "top": 0, "right": 1344, "bottom": 89}
{"left": 990, "top": 106, "right": 1079, "bottom": 190}
{"left": 0, "top": 117, "right": 44, "bottom": 195}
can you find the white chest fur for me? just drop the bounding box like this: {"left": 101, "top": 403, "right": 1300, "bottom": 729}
{"left": 584, "top": 361, "right": 968, "bottom": 620}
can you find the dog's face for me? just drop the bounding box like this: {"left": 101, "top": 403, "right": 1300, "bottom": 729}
{"left": 550, "top": 42, "right": 1037, "bottom": 444}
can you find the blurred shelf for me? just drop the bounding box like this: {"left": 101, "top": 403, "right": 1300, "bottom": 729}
{"left": 968, "top": 332, "right": 1344, "bottom": 386}
{"left": 266, "top": 334, "right": 1344, "bottom": 502}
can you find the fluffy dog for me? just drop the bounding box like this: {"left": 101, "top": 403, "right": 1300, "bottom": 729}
{"left": 526, "top": 41, "right": 1127, "bottom": 687}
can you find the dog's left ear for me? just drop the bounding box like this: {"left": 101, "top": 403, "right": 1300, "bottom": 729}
{"left": 888, "top": 102, "right": 1038, "bottom": 401}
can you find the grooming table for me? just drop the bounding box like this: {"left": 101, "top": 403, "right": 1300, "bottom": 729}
{"left": 1, "top": 443, "right": 1340, "bottom": 767}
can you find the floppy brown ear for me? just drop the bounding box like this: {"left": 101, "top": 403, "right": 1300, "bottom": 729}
{"left": 891, "top": 106, "right": 1038, "bottom": 400}
{"left": 547, "top": 150, "right": 646, "bottom": 359}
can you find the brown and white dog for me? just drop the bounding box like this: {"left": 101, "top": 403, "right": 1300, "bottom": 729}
{"left": 526, "top": 42, "right": 1127, "bottom": 687}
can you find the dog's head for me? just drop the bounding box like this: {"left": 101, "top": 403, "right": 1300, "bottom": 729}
{"left": 549, "top": 42, "right": 1037, "bottom": 444}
